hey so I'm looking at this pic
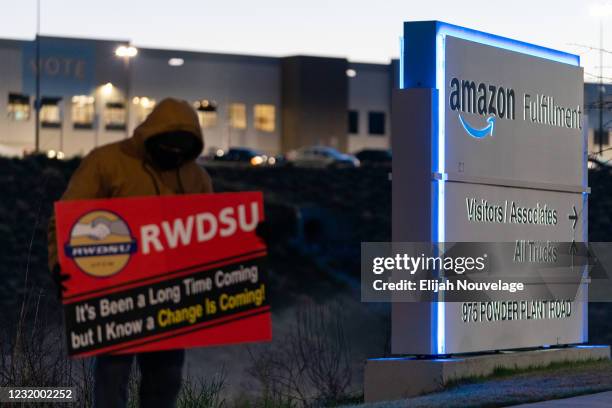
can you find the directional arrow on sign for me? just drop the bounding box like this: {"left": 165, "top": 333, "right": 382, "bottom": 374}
{"left": 568, "top": 206, "right": 578, "bottom": 229}
{"left": 569, "top": 239, "right": 578, "bottom": 255}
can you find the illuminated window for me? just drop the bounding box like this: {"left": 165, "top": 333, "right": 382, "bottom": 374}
{"left": 132, "top": 96, "right": 156, "bottom": 124}
{"left": 40, "top": 97, "right": 62, "bottom": 128}
{"left": 368, "top": 111, "right": 386, "bottom": 135}
{"left": 348, "top": 110, "right": 359, "bottom": 134}
{"left": 229, "top": 103, "right": 247, "bottom": 129}
{"left": 194, "top": 100, "right": 217, "bottom": 128}
{"left": 254, "top": 104, "right": 275, "bottom": 132}
{"left": 104, "top": 102, "right": 127, "bottom": 130}
{"left": 72, "top": 95, "right": 95, "bottom": 129}
{"left": 8, "top": 93, "right": 30, "bottom": 121}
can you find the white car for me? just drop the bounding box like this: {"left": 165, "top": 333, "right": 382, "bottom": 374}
{"left": 286, "top": 146, "right": 360, "bottom": 168}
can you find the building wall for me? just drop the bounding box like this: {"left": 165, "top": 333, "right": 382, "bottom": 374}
{"left": 131, "top": 49, "right": 281, "bottom": 155}
{"left": 2, "top": 35, "right": 610, "bottom": 161}
{"left": 587, "top": 127, "right": 612, "bottom": 162}
{"left": 347, "top": 62, "right": 391, "bottom": 153}
{"left": 584, "top": 83, "right": 612, "bottom": 161}
{"left": 0, "top": 39, "right": 33, "bottom": 154}
{"left": 0, "top": 35, "right": 398, "bottom": 158}
{"left": 0, "top": 37, "right": 134, "bottom": 157}
{"left": 281, "top": 56, "right": 349, "bottom": 152}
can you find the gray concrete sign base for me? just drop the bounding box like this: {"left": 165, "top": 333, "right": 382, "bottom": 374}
{"left": 364, "top": 345, "right": 610, "bottom": 403}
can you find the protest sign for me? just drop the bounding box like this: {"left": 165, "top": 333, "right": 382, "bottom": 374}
{"left": 54, "top": 192, "right": 271, "bottom": 357}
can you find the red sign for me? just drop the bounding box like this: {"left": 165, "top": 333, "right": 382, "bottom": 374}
{"left": 54, "top": 192, "right": 271, "bottom": 358}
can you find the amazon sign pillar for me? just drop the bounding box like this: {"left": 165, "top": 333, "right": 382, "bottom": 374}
{"left": 392, "top": 22, "right": 587, "bottom": 355}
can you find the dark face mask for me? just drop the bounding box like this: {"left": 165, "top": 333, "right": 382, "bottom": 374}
{"left": 145, "top": 131, "right": 201, "bottom": 170}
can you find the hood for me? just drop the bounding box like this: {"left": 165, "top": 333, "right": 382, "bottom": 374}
{"left": 129, "top": 98, "right": 203, "bottom": 159}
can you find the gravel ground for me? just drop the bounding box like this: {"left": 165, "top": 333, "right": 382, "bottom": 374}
{"left": 348, "top": 360, "right": 612, "bottom": 408}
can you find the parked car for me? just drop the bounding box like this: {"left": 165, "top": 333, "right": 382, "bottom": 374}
{"left": 213, "top": 147, "right": 275, "bottom": 166}
{"left": 354, "top": 149, "right": 392, "bottom": 167}
{"left": 286, "top": 146, "right": 360, "bottom": 168}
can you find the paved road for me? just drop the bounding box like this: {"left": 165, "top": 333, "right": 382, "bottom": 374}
{"left": 512, "top": 391, "right": 612, "bottom": 407}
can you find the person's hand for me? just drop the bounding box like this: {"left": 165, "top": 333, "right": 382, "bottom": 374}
{"left": 255, "top": 221, "right": 270, "bottom": 246}
{"left": 52, "top": 263, "right": 70, "bottom": 301}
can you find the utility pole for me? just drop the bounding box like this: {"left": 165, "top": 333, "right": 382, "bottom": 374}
{"left": 125, "top": 54, "right": 132, "bottom": 139}
{"left": 599, "top": 20, "right": 605, "bottom": 155}
{"left": 115, "top": 44, "right": 137, "bottom": 138}
{"left": 34, "top": 0, "right": 41, "bottom": 153}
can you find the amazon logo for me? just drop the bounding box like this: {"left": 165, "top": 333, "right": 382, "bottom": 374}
{"left": 449, "top": 77, "right": 516, "bottom": 139}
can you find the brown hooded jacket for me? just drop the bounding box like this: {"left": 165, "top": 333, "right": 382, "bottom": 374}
{"left": 47, "top": 98, "right": 213, "bottom": 271}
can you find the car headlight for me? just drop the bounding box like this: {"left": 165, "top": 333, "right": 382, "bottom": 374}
{"left": 250, "top": 156, "right": 264, "bottom": 166}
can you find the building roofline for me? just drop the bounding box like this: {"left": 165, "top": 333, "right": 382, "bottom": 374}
{"left": 349, "top": 61, "right": 393, "bottom": 70}
{"left": 38, "top": 34, "right": 131, "bottom": 44}
{"left": 137, "top": 45, "right": 280, "bottom": 65}
{"left": 1, "top": 34, "right": 408, "bottom": 67}
{"left": 0, "top": 38, "right": 30, "bottom": 48}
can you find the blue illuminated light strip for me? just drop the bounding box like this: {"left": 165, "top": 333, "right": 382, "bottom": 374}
{"left": 435, "top": 22, "right": 580, "bottom": 66}
{"left": 435, "top": 32, "right": 446, "bottom": 355}
{"left": 581, "top": 104, "right": 588, "bottom": 342}
{"left": 582, "top": 189, "right": 589, "bottom": 341}
{"left": 399, "top": 36, "right": 405, "bottom": 89}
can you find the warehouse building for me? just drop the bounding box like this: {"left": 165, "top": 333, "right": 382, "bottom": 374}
{"left": 0, "top": 36, "right": 396, "bottom": 158}
{"left": 0, "top": 35, "right": 608, "bottom": 159}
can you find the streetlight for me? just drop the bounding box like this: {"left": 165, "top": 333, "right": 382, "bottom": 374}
{"left": 115, "top": 45, "right": 138, "bottom": 58}
{"left": 589, "top": 3, "right": 612, "bottom": 154}
{"left": 115, "top": 44, "right": 138, "bottom": 138}
{"left": 101, "top": 82, "right": 113, "bottom": 96}
{"left": 34, "top": 0, "right": 41, "bottom": 153}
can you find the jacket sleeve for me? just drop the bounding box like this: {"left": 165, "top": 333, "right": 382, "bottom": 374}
{"left": 47, "top": 150, "right": 108, "bottom": 271}
{"left": 200, "top": 167, "right": 214, "bottom": 193}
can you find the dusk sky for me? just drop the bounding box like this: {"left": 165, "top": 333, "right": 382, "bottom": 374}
{"left": 1, "top": 0, "right": 610, "bottom": 83}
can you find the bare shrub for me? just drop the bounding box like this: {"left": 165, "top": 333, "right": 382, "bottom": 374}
{"left": 247, "top": 303, "right": 351, "bottom": 407}
{"left": 0, "top": 289, "right": 94, "bottom": 407}
{"left": 176, "top": 370, "right": 227, "bottom": 408}
{"left": 123, "top": 362, "right": 227, "bottom": 408}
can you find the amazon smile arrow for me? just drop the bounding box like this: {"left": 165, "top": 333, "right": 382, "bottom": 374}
{"left": 458, "top": 115, "right": 496, "bottom": 139}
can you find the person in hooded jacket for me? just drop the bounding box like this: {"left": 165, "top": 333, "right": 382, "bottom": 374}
{"left": 47, "top": 98, "right": 213, "bottom": 408}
